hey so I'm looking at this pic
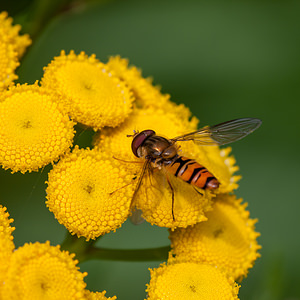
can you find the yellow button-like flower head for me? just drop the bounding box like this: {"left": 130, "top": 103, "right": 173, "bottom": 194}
{"left": 0, "top": 83, "right": 75, "bottom": 173}
{"left": 0, "top": 205, "right": 15, "bottom": 284}
{"left": 46, "top": 146, "right": 134, "bottom": 240}
{"left": 41, "top": 50, "right": 134, "bottom": 130}
{"left": 94, "top": 106, "right": 239, "bottom": 229}
{"left": 84, "top": 290, "right": 117, "bottom": 300}
{"left": 0, "top": 12, "right": 31, "bottom": 90}
{"left": 1, "top": 241, "right": 87, "bottom": 300}
{"left": 169, "top": 194, "right": 261, "bottom": 281}
{"left": 146, "top": 259, "right": 240, "bottom": 300}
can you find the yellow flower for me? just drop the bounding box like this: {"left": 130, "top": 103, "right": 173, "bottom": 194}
{"left": 169, "top": 194, "right": 261, "bottom": 281}
{"left": 0, "top": 11, "right": 31, "bottom": 90}
{"left": 146, "top": 259, "right": 240, "bottom": 300}
{"left": 0, "top": 205, "right": 15, "bottom": 284}
{"left": 94, "top": 106, "right": 239, "bottom": 229}
{"left": 0, "top": 83, "right": 75, "bottom": 173}
{"left": 1, "top": 241, "right": 87, "bottom": 300}
{"left": 46, "top": 146, "right": 134, "bottom": 240}
{"left": 41, "top": 50, "right": 134, "bottom": 130}
{"left": 84, "top": 290, "right": 117, "bottom": 300}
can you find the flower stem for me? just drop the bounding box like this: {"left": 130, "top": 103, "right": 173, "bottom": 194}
{"left": 60, "top": 231, "right": 170, "bottom": 262}
{"left": 84, "top": 245, "right": 170, "bottom": 262}
{"left": 60, "top": 233, "right": 97, "bottom": 259}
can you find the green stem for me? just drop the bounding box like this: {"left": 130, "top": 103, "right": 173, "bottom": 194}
{"left": 60, "top": 231, "right": 170, "bottom": 262}
{"left": 84, "top": 245, "right": 170, "bottom": 262}
{"left": 60, "top": 233, "right": 97, "bottom": 259}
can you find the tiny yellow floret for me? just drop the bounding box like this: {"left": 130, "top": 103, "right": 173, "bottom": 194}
{"left": 0, "top": 83, "right": 75, "bottom": 173}
{"left": 46, "top": 146, "right": 135, "bottom": 240}
{"left": 41, "top": 50, "right": 134, "bottom": 130}
{"left": 169, "top": 194, "right": 261, "bottom": 281}
{"left": 146, "top": 260, "right": 240, "bottom": 300}
{"left": 1, "top": 241, "right": 87, "bottom": 300}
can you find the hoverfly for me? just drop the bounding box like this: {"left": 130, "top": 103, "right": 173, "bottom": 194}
{"left": 129, "top": 118, "right": 262, "bottom": 221}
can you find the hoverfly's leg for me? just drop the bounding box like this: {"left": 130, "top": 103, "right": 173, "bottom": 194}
{"left": 130, "top": 159, "right": 151, "bottom": 209}
{"left": 166, "top": 174, "right": 175, "bottom": 221}
{"left": 109, "top": 156, "right": 142, "bottom": 196}
{"left": 147, "top": 166, "right": 155, "bottom": 189}
{"left": 112, "top": 156, "right": 143, "bottom": 164}
{"left": 109, "top": 178, "right": 137, "bottom": 196}
{"left": 193, "top": 186, "right": 203, "bottom": 196}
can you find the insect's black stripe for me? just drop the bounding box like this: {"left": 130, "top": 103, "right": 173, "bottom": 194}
{"left": 203, "top": 177, "right": 216, "bottom": 189}
{"left": 171, "top": 156, "right": 193, "bottom": 167}
{"left": 172, "top": 157, "right": 194, "bottom": 177}
{"left": 178, "top": 160, "right": 198, "bottom": 177}
{"left": 186, "top": 167, "right": 207, "bottom": 184}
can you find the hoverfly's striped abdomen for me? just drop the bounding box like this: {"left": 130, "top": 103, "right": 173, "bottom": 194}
{"left": 165, "top": 156, "right": 219, "bottom": 190}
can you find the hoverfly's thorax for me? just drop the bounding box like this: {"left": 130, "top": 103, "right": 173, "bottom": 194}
{"left": 142, "top": 136, "right": 174, "bottom": 159}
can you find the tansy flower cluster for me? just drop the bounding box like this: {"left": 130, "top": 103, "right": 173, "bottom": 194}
{"left": 0, "top": 11, "right": 261, "bottom": 299}
{"left": 44, "top": 51, "right": 241, "bottom": 234}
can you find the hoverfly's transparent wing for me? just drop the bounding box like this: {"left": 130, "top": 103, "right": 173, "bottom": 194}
{"left": 130, "top": 159, "right": 151, "bottom": 210}
{"left": 129, "top": 159, "right": 150, "bottom": 225}
{"left": 171, "top": 118, "right": 262, "bottom": 146}
{"left": 129, "top": 159, "right": 166, "bottom": 225}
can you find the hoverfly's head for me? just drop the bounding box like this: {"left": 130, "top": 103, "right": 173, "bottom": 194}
{"left": 128, "top": 129, "right": 156, "bottom": 157}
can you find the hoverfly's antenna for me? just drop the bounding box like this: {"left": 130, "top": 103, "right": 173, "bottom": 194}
{"left": 127, "top": 130, "right": 139, "bottom": 138}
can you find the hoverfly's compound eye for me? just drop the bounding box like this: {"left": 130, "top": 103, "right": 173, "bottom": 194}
{"left": 131, "top": 130, "right": 155, "bottom": 157}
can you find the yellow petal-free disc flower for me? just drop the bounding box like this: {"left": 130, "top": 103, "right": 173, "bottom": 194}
{"left": 94, "top": 106, "right": 239, "bottom": 229}
{"left": 41, "top": 50, "right": 134, "bottom": 130}
{"left": 146, "top": 260, "right": 240, "bottom": 300}
{"left": 0, "top": 83, "right": 75, "bottom": 173}
{"left": 1, "top": 241, "right": 87, "bottom": 300}
{"left": 46, "top": 146, "right": 135, "bottom": 240}
{"left": 0, "top": 205, "right": 15, "bottom": 284}
{"left": 169, "top": 194, "right": 261, "bottom": 281}
{"left": 84, "top": 290, "right": 117, "bottom": 300}
{"left": 0, "top": 12, "right": 31, "bottom": 90}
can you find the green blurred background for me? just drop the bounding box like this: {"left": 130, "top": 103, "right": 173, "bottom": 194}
{"left": 1, "top": 0, "right": 299, "bottom": 299}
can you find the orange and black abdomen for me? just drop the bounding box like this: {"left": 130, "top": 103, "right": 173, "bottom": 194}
{"left": 165, "top": 156, "right": 219, "bottom": 189}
